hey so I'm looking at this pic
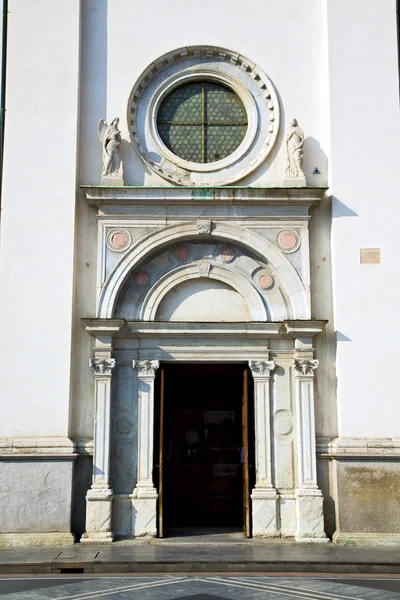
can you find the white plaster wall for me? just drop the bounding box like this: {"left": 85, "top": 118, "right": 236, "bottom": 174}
{"left": 74, "top": 0, "right": 331, "bottom": 437}
{"left": 327, "top": 0, "right": 400, "bottom": 436}
{"left": 0, "top": 0, "right": 80, "bottom": 436}
{"left": 78, "top": 0, "right": 330, "bottom": 187}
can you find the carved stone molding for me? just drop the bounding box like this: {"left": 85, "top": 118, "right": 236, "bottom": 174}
{"left": 197, "top": 220, "right": 212, "bottom": 235}
{"left": 133, "top": 360, "right": 160, "bottom": 378}
{"left": 294, "top": 359, "right": 319, "bottom": 376}
{"left": 89, "top": 358, "right": 116, "bottom": 376}
{"left": 249, "top": 360, "right": 276, "bottom": 378}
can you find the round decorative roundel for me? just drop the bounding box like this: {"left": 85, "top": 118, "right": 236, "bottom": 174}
{"left": 258, "top": 273, "right": 274, "bottom": 290}
{"left": 127, "top": 46, "right": 280, "bottom": 186}
{"left": 275, "top": 229, "right": 301, "bottom": 254}
{"left": 135, "top": 273, "right": 150, "bottom": 286}
{"left": 175, "top": 246, "right": 189, "bottom": 261}
{"left": 220, "top": 247, "right": 235, "bottom": 263}
{"left": 107, "top": 228, "right": 132, "bottom": 253}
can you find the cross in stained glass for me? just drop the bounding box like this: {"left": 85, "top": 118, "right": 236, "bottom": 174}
{"left": 157, "top": 81, "right": 248, "bottom": 163}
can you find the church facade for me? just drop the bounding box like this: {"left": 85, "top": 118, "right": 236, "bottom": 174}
{"left": 0, "top": 0, "right": 399, "bottom": 547}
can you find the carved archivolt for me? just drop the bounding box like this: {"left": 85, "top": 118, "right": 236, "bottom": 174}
{"left": 138, "top": 262, "right": 268, "bottom": 322}
{"left": 99, "top": 221, "right": 309, "bottom": 321}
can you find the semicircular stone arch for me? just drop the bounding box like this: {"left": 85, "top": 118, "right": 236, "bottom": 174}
{"left": 138, "top": 262, "right": 268, "bottom": 322}
{"left": 102, "top": 221, "right": 310, "bottom": 321}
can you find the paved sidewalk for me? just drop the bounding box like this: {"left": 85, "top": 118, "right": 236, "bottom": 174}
{"left": 0, "top": 541, "right": 400, "bottom": 575}
{"left": 2, "top": 575, "right": 400, "bottom": 600}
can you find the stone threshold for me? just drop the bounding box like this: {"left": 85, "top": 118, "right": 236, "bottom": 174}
{"left": 1, "top": 543, "right": 400, "bottom": 575}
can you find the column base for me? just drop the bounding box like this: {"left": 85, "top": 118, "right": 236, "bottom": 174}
{"left": 80, "top": 531, "right": 114, "bottom": 544}
{"left": 83, "top": 488, "right": 114, "bottom": 543}
{"left": 295, "top": 489, "right": 328, "bottom": 543}
{"left": 251, "top": 488, "right": 279, "bottom": 537}
{"left": 131, "top": 486, "right": 158, "bottom": 537}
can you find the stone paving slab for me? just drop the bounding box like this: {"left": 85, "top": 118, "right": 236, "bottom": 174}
{"left": 1, "top": 575, "right": 400, "bottom": 600}
{"left": 0, "top": 543, "right": 399, "bottom": 575}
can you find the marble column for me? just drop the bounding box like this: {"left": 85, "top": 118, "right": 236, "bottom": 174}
{"left": 81, "top": 357, "right": 115, "bottom": 543}
{"left": 293, "top": 358, "right": 328, "bottom": 542}
{"left": 131, "top": 360, "right": 159, "bottom": 536}
{"left": 249, "top": 360, "right": 279, "bottom": 537}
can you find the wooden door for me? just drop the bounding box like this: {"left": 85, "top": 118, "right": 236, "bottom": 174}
{"left": 242, "top": 367, "right": 251, "bottom": 537}
{"left": 158, "top": 367, "right": 165, "bottom": 537}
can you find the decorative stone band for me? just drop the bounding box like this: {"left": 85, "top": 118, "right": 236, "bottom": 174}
{"left": 133, "top": 359, "right": 160, "bottom": 378}
{"left": 249, "top": 360, "right": 276, "bottom": 378}
{"left": 89, "top": 358, "right": 116, "bottom": 376}
{"left": 293, "top": 359, "right": 319, "bottom": 376}
{"left": 0, "top": 437, "right": 76, "bottom": 457}
{"left": 317, "top": 436, "right": 400, "bottom": 458}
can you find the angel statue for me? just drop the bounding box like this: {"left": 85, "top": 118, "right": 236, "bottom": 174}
{"left": 98, "top": 118, "right": 122, "bottom": 177}
{"left": 285, "top": 118, "right": 305, "bottom": 179}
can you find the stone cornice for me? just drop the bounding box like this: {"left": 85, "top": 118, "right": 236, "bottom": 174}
{"left": 82, "top": 319, "right": 126, "bottom": 335}
{"left": 82, "top": 319, "right": 327, "bottom": 338}
{"left": 81, "top": 185, "right": 328, "bottom": 208}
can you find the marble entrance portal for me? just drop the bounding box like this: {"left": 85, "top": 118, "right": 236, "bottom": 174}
{"left": 81, "top": 186, "right": 328, "bottom": 544}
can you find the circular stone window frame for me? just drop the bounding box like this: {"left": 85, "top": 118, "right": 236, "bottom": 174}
{"left": 149, "top": 69, "right": 257, "bottom": 173}
{"left": 127, "top": 45, "right": 280, "bottom": 186}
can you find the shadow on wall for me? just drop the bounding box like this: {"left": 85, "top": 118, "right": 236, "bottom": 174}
{"left": 79, "top": 0, "right": 108, "bottom": 184}
{"left": 122, "top": 138, "right": 153, "bottom": 186}
{"left": 303, "top": 136, "right": 328, "bottom": 187}
{"left": 332, "top": 198, "right": 358, "bottom": 218}
{"left": 336, "top": 331, "right": 351, "bottom": 342}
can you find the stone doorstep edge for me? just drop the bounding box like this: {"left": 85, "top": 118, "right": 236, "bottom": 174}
{"left": 1, "top": 562, "right": 400, "bottom": 575}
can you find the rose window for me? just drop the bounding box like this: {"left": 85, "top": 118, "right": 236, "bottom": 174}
{"left": 156, "top": 81, "right": 248, "bottom": 164}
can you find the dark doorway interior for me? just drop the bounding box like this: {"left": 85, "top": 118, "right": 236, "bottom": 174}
{"left": 158, "top": 363, "right": 251, "bottom": 531}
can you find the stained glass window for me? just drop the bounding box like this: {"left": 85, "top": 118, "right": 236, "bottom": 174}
{"left": 157, "top": 81, "right": 248, "bottom": 163}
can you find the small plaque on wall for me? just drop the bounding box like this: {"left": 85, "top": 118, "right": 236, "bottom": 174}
{"left": 360, "top": 248, "right": 380, "bottom": 264}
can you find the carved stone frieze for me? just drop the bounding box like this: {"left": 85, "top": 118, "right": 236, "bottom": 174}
{"left": 133, "top": 360, "right": 160, "bottom": 378}
{"left": 89, "top": 358, "right": 116, "bottom": 376}
{"left": 294, "top": 359, "right": 319, "bottom": 376}
{"left": 249, "top": 360, "right": 276, "bottom": 378}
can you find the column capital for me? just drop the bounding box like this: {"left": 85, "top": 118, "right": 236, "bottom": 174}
{"left": 89, "top": 358, "right": 116, "bottom": 376}
{"left": 293, "top": 359, "right": 319, "bottom": 376}
{"left": 249, "top": 360, "right": 275, "bottom": 378}
{"left": 133, "top": 360, "right": 160, "bottom": 378}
